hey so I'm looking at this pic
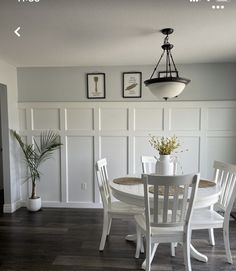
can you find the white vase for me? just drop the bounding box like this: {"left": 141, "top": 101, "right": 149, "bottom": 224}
{"left": 27, "top": 197, "right": 42, "bottom": 212}
{"left": 156, "top": 155, "right": 174, "bottom": 175}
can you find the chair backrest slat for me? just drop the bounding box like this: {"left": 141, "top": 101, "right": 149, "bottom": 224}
{"left": 222, "top": 173, "right": 233, "bottom": 207}
{"left": 153, "top": 185, "right": 159, "bottom": 224}
{"left": 144, "top": 179, "right": 151, "bottom": 236}
{"left": 96, "top": 158, "right": 111, "bottom": 209}
{"left": 163, "top": 185, "right": 169, "bottom": 223}
{"left": 221, "top": 172, "right": 230, "bottom": 206}
{"left": 180, "top": 184, "right": 189, "bottom": 221}
{"left": 218, "top": 170, "right": 225, "bottom": 187}
{"left": 172, "top": 185, "right": 180, "bottom": 222}
{"left": 213, "top": 160, "right": 236, "bottom": 212}
{"left": 144, "top": 174, "right": 199, "bottom": 230}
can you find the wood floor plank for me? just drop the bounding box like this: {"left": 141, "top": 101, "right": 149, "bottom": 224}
{"left": 53, "top": 255, "right": 140, "bottom": 269}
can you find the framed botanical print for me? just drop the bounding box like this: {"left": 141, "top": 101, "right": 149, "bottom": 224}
{"left": 87, "top": 73, "right": 106, "bottom": 99}
{"left": 122, "top": 72, "right": 142, "bottom": 98}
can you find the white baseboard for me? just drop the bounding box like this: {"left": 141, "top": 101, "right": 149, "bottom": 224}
{"left": 4, "top": 201, "right": 102, "bottom": 213}
{"left": 3, "top": 200, "right": 23, "bottom": 213}
{"left": 42, "top": 201, "right": 103, "bottom": 208}
{"left": 20, "top": 200, "right": 103, "bottom": 209}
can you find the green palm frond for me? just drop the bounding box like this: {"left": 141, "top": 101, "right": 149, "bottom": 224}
{"left": 12, "top": 130, "right": 62, "bottom": 199}
{"left": 35, "top": 130, "right": 62, "bottom": 166}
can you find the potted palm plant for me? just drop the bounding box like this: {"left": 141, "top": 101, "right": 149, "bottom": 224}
{"left": 12, "top": 130, "right": 62, "bottom": 212}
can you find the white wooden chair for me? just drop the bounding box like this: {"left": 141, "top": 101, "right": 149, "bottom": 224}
{"left": 141, "top": 156, "right": 157, "bottom": 174}
{"left": 96, "top": 158, "right": 144, "bottom": 251}
{"left": 191, "top": 160, "right": 236, "bottom": 264}
{"left": 141, "top": 155, "right": 178, "bottom": 256}
{"left": 135, "top": 173, "right": 200, "bottom": 271}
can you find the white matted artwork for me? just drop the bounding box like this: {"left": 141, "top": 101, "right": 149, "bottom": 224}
{"left": 87, "top": 73, "right": 106, "bottom": 99}
{"left": 123, "top": 72, "right": 142, "bottom": 98}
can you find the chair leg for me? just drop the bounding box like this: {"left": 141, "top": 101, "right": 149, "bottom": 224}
{"left": 183, "top": 232, "right": 192, "bottom": 271}
{"left": 107, "top": 217, "right": 112, "bottom": 235}
{"left": 223, "top": 222, "right": 233, "bottom": 264}
{"left": 171, "top": 242, "right": 177, "bottom": 256}
{"left": 99, "top": 213, "right": 109, "bottom": 251}
{"left": 142, "top": 243, "right": 159, "bottom": 270}
{"left": 141, "top": 237, "right": 144, "bottom": 253}
{"left": 150, "top": 243, "right": 158, "bottom": 263}
{"left": 135, "top": 226, "right": 141, "bottom": 259}
{"left": 208, "top": 228, "right": 215, "bottom": 246}
{"left": 146, "top": 237, "right": 151, "bottom": 271}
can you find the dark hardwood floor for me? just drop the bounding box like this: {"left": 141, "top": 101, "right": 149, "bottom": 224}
{"left": 0, "top": 208, "right": 235, "bottom": 271}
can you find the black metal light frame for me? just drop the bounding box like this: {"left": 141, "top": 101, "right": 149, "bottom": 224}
{"left": 144, "top": 28, "right": 190, "bottom": 98}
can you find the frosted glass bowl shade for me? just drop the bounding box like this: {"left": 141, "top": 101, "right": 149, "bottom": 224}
{"left": 145, "top": 77, "right": 190, "bottom": 100}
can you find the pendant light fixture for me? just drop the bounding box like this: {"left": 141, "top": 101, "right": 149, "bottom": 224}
{"left": 144, "top": 28, "right": 190, "bottom": 100}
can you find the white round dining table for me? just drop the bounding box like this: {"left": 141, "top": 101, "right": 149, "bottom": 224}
{"left": 110, "top": 177, "right": 222, "bottom": 264}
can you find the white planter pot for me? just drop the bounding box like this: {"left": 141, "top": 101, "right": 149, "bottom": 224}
{"left": 156, "top": 155, "right": 174, "bottom": 175}
{"left": 27, "top": 197, "right": 42, "bottom": 212}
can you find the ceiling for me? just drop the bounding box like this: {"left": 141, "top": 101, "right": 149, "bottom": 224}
{"left": 0, "top": 0, "right": 236, "bottom": 67}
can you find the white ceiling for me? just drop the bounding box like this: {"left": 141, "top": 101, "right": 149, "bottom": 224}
{"left": 0, "top": 0, "right": 236, "bottom": 67}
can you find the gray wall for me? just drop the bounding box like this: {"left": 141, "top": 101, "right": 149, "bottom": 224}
{"left": 0, "top": 84, "right": 11, "bottom": 203}
{"left": 17, "top": 63, "right": 236, "bottom": 102}
{"left": 0, "top": 59, "right": 20, "bottom": 213}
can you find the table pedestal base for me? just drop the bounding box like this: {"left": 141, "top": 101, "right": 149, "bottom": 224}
{"left": 190, "top": 244, "right": 208, "bottom": 262}
{"left": 140, "top": 243, "right": 208, "bottom": 270}
{"left": 125, "top": 234, "right": 137, "bottom": 242}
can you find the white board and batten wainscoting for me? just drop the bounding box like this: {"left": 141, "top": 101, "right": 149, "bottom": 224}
{"left": 18, "top": 101, "right": 236, "bottom": 210}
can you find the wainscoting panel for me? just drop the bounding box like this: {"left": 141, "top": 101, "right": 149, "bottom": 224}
{"left": 134, "top": 108, "right": 164, "bottom": 131}
{"left": 208, "top": 108, "right": 236, "bottom": 131}
{"left": 100, "top": 108, "right": 128, "bottom": 131}
{"left": 100, "top": 136, "right": 128, "bottom": 179}
{"left": 18, "top": 101, "right": 236, "bottom": 209}
{"left": 206, "top": 137, "right": 236, "bottom": 178}
{"left": 176, "top": 136, "right": 200, "bottom": 174}
{"left": 65, "top": 108, "right": 94, "bottom": 131}
{"left": 32, "top": 108, "right": 60, "bottom": 130}
{"left": 37, "top": 150, "right": 61, "bottom": 202}
{"left": 169, "top": 108, "right": 201, "bottom": 131}
{"left": 67, "top": 136, "right": 94, "bottom": 203}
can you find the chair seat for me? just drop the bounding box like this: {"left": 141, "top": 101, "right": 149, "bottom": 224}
{"left": 109, "top": 200, "right": 144, "bottom": 215}
{"left": 191, "top": 209, "right": 224, "bottom": 230}
{"left": 135, "top": 214, "right": 184, "bottom": 238}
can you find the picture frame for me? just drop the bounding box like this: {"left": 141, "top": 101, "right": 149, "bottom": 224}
{"left": 122, "top": 72, "right": 142, "bottom": 98}
{"left": 87, "top": 73, "right": 106, "bottom": 99}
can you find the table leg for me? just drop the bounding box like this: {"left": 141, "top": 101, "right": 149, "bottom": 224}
{"left": 190, "top": 244, "right": 208, "bottom": 262}
{"left": 141, "top": 243, "right": 158, "bottom": 270}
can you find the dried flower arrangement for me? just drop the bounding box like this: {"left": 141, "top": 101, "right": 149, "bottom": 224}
{"left": 149, "top": 135, "right": 180, "bottom": 155}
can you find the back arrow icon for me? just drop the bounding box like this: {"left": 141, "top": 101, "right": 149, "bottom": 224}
{"left": 14, "top": 27, "right": 21, "bottom": 37}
